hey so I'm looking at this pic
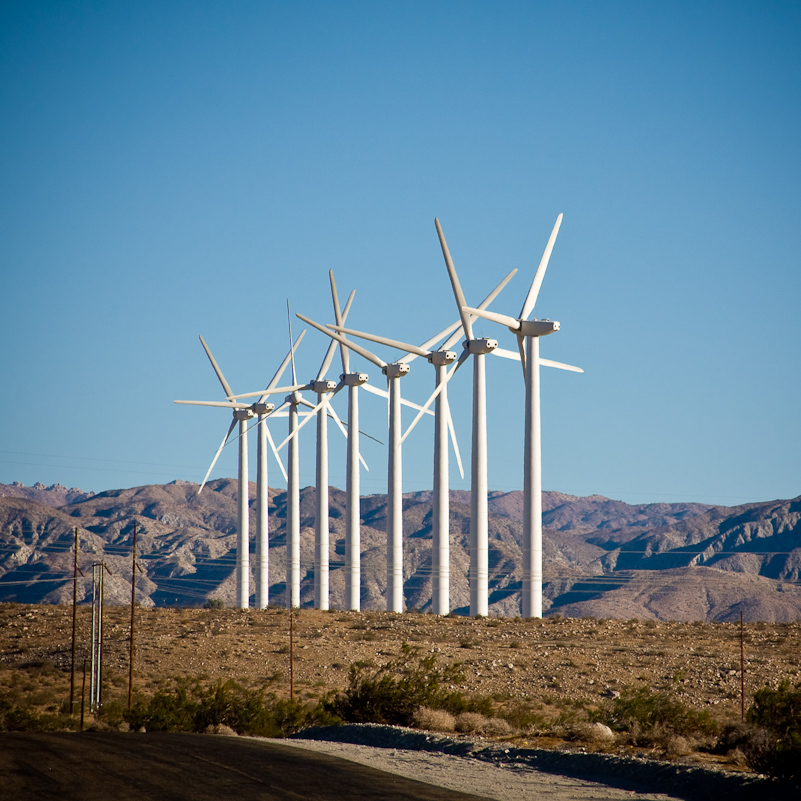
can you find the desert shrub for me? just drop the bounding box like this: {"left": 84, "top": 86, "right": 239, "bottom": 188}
{"left": 742, "top": 681, "right": 801, "bottom": 782}
{"left": 125, "top": 679, "right": 333, "bottom": 737}
{"left": 498, "top": 701, "right": 548, "bottom": 733}
{"left": 592, "top": 686, "right": 717, "bottom": 747}
{"left": 0, "top": 691, "right": 76, "bottom": 732}
{"left": 455, "top": 712, "right": 489, "bottom": 733}
{"left": 203, "top": 598, "right": 225, "bottom": 610}
{"left": 413, "top": 706, "right": 455, "bottom": 732}
{"left": 321, "top": 643, "right": 489, "bottom": 727}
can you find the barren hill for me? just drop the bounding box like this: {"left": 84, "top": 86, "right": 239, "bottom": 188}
{"left": 1, "top": 481, "right": 799, "bottom": 621}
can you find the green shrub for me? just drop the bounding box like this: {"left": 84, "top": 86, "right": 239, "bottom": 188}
{"left": 743, "top": 681, "right": 801, "bottom": 782}
{"left": 125, "top": 679, "right": 333, "bottom": 737}
{"left": 0, "top": 692, "right": 77, "bottom": 732}
{"left": 321, "top": 642, "right": 489, "bottom": 727}
{"left": 592, "top": 686, "right": 717, "bottom": 747}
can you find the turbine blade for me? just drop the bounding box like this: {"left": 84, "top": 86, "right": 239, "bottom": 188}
{"left": 275, "top": 382, "right": 345, "bottom": 451}
{"left": 287, "top": 301, "right": 298, "bottom": 385}
{"left": 444, "top": 397, "right": 464, "bottom": 480}
{"left": 541, "top": 358, "right": 584, "bottom": 373}
{"left": 327, "top": 394, "right": 367, "bottom": 472}
{"left": 360, "top": 381, "right": 433, "bottom": 415}
{"left": 298, "top": 313, "right": 387, "bottom": 369}
{"left": 264, "top": 425, "right": 288, "bottom": 482}
{"left": 477, "top": 268, "right": 517, "bottom": 312}
{"left": 399, "top": 356, "right": 464, "bottom": 445}
{"left": 441, "top": 269, "right": 517, "bottom": 350}
{"left": 488, "top": 346, "right": 522, "bottom": 362}
{"left": 462, "top": 305, "right": 521, "bottom": 330}
{"left": 330, "top": 270, "right": 351, "bottom": 374}
{"left": 416, "top": 320, "right": 463, "bottom": 353}
{"left": 517, "top": 333, "right": 527, "bottom": 379}
{"left": 227, "top": 384, "right": 307, "bottom": 400}
{"left": 361, "top": 383, "right": 388, "bottom": 399}
{"left": 317, "top": 289, "right": 355, "bottom": 380}
{"left": 199, "top": 418, "right": 236, "bottom": 494}
{"left": 275, "top": 392, "right": 325, "bottom": 450}
{"left": 263, "top": 329, "right": 306, "bottom": 398}
{"left": 520, "top": 213, "right": 563, "bottom": 320}
{"left": 435, "top": 217, "right": 474, "bottom": 340}
{"left": 199, "top": 335, "right": 235, "bottom": 398}
{"left": 175, "top": 400, "right": 251, "bottom": 408}
{"left": 328, "top": 324, "right": 430, "bottom": 359}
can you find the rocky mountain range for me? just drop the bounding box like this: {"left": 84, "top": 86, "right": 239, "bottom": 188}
{"left": 1, "top": 480, "right": 799, "bottom": 622}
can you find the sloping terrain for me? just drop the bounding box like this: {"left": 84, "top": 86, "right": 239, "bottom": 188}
{"left": 0, "top": 481, "right": 799, "bottom": 621}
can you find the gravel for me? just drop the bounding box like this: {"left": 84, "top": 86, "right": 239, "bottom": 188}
{"left": 278, "top": 724, "right": 792, "bottom": 801}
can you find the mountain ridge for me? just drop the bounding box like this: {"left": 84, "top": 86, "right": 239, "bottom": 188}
{"left": 1, "top": 481, "right": 799, "bottom": 621}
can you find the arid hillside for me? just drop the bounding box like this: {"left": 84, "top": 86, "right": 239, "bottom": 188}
{"left": 1, "top": 481, "right": 799, "bottom": 621}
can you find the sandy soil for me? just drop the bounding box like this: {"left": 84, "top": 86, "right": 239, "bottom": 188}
{"left": 4, "top": 604, "right": 799, "bottom": 724}
{"left": 278, "top": 737, "right": 682, "bottom": 801}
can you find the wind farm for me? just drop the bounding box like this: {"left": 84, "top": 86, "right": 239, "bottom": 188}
{"left": 172, "top": 215, "right": 580, "bottom": 617}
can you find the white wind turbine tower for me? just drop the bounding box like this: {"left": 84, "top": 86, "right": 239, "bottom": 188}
{"left": 295, "top": 313, "right": 436, "bottom": 613}
{"left": 435, "top": 217, "right": 524, "bottom": 617}
{"left": 274, "top": 290, "right": 361, "bottom": 611}
{"left": 328, "top": 271, "right": 370, "bottom": 611}
{"left": 462, "top": 213, "right": 583, "bottom": 618}
{"left": 329, "top": 269, "right": 518, "bottom": 615}
{"left": 176, "top": 334, "right": 303, "bottom": 608}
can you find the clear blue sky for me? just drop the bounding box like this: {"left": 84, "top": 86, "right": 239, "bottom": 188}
{"left": 2, "top": 1, "right": 799, "bottom": 506}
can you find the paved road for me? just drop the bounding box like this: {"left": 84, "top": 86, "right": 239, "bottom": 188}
{"left": 0, "top": 732, "right": 492, "bottom": 801}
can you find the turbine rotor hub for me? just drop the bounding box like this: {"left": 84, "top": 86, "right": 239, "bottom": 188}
{"left": 467, "top": 338, "right": 498, "bottom": 355}
{"left": 342, "top": 372, "right": 369, "bottom": 386}
{"left": 383, "top": 363, "right": 410, "bottom": 378}
{"left": 518, "top": 319, "right": 560, "bottom": 337}
{"left": 429, "top": 350, "right": 457, "bottom": 366}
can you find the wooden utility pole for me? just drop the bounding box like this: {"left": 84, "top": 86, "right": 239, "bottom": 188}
{"left": 128, "top": 521, "right": 139, "bottom": 710}
{"left": 740, "top": 610, "right": 746, "bottom": 721}
{"left": 289, "top": 606, "right": 294, "bottom": 701}
{"left": 80, "top": 659, "right": 88, "bottom": 731}
{"left": 70, "top": 527, "right": 78, "bottom": 713}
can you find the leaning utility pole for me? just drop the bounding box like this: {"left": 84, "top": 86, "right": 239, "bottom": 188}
{"left": 128, "top": 521, "right": 142, "bottom": 710}
{"left": 70, "top": 527, "right": 79, "bottom": 713}
{"left": 740, "top": 610, "right": 746, "bottom": 721}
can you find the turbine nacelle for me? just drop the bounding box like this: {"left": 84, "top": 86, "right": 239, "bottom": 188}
{"left": 428, "top": 350, "right": 457, "bottom": 366}
{"left": 383, "top": 363, "right": 410, "bottom": 378}
{"left": 234, "top": 408, "right": 255, "bottom": 422}
{"left": 312, "top": 379, "right": 338, "bottom": 393}
{"left": 342, "top": 372, "right": 369, "bottom": 386}
{"left": 251, "top": 402, "right": 275, "bottom": 415}
{"left": 467, "top": 338, "right": 497, "bottom": 355}
{"left": 517, "top": 319, "right": 560, "bottom": 337}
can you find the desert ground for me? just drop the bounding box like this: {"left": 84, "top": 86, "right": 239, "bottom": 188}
{"left": 3, "top": 603, "right": 800, "bottom": 743}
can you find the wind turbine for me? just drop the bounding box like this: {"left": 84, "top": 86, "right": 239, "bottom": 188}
{"left": 175, "top": 334, "right": 304, "bottom": 609}
{"left": 270, "top": 290, "right": 361, "bottom": 611}
{"left": 462, "top": 213, "right": 583, "bottom": 618}
{"left": 328, "top": 271, "right": 370, "bottom": 611}
{"left": 435, "top": 217, "right": 533, "bottom": 617}
{"left": 329, "top": 269, "right": 518, "bottom": 615}
{"left": 295, "top": 313, "right": 437, "bottom": 614}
